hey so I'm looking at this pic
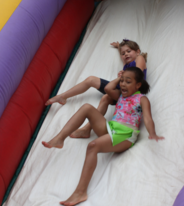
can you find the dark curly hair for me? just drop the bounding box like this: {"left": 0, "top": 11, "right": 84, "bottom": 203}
{"left": 124, "top": 66, "right": 150, "bottom": 94}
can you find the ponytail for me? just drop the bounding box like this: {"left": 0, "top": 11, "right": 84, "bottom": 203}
{"left": 124, "top": 66, "right": 150, "bottom": 94}
{"left": 140, "top": 52, "right": 148, "bottom": 62}
{"left": 139, "top": 79, "right": 150, "bottom": 94}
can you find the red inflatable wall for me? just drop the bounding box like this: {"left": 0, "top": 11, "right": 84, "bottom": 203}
{"left": 0, "top": 0, "right": 94, "bottom": 203}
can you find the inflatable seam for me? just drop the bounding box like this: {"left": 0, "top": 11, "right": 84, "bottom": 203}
{"left": 11, "top": 101, "right": 33, "bottom": 133}
{"left": 24, "top": 76, "right": 45, "bottom": 103}
{"left": 0, "top": 172, "right": 6, "bottom": 191}
{"left": 43, "top": 41, "right": 64, "bottom": 65}
{"left": 19, "top": 5, "right": 43, "bottom": 41}
{"left": 36, "top": 56, "right": 54, "bottom": 84}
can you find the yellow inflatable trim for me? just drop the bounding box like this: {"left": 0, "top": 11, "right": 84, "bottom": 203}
{"left": 0, "top": 0, "right": 22, "bottom": 31}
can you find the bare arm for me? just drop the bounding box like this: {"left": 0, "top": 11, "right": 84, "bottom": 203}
{"left": 141, "top": 96, "right": 164, "bottom": 141}
{"left": 135, "top": 55, "right": 146, "bottom": 71}
{"left": 104, "top": 77, "right": 121, "bottom": 101}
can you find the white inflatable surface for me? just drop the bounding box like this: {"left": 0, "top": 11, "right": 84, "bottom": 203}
{"left": 4, "top": 0, "right": 184, "bottom": 205}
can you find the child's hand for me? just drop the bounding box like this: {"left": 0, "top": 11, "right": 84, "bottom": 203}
{"left": 110, "top": 41, "right": 119, "bottom": 48}
{"left": 148, "top": 134, "right": 165, "bottom": 142}
{"left": 118, "top": 70, "right": 124, "bottom": 77}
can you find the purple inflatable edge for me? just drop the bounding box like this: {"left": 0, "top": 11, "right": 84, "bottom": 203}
{"left": 173, "top": 186, "right": 184, "bottom": 206}
{"left": 0, "top": 0, "right": 67, "bottom": 118}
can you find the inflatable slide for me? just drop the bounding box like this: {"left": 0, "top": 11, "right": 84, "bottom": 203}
{"left": 2, "top": 0, "right": 184, "bottom": 205}
{"left": 0, "top": 0, "right": 94, "bottom": 204}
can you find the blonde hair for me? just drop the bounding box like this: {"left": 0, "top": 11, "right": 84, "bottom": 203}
{"left": 119, "top": 39, "right": 148, "bottom": 62}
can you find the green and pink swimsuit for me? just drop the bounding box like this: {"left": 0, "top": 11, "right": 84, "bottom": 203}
{"left": 106, "top": 91, "right": 143, "bottom": 146}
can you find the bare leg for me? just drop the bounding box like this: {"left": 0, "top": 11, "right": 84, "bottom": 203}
{"left": 45, "top": 76, "right": 101, "bottom": 106}
{"left": 42, "top": 104, "right": 108, "bottom": 149}
{"left": 60, "top": 135, "right": 132, "bottom": 205}
{"left": 70, "top": 94, "right": 114, "bottom": 138}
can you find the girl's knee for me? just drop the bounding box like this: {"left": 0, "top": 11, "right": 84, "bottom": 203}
{"left": 85, "top": 76, "right": 99, "bottom": 88}
{"left": 81, "top": 104, "right": 97, "bottom": 115}
{"left": 100, "top": 94, "right": 113, "bottom": 104}
{"left": 87, "top": 141, "right": 98, "bottom": 153}
{"left": 82, "top": 103, "right": 93, "bottom": 110}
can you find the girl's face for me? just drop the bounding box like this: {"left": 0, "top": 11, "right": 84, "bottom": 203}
{"left": 119, "top": 71, "right": 141, "bottom": 98}
{"left": 120, "top": 45, "right": 140, "bottom": 65}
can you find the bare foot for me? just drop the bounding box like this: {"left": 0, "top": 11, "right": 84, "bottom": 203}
{"left": 42, "top": 136, "right": 64, "bottom": 149}
{"left": 70, "top": 128, "right": 90, "bottom": 139}
{"left": 45, "top": 95, "right": 66, "bottom": 106}
{"left": 60, "top": 191, "right": 87, "bottom": 206}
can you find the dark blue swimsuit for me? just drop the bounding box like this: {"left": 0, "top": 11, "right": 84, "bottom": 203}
{"left": 123, "top": 60, "right": 147, "bottom": 79}
{"left": 98, "top": 61, "right": 147, "bottom": 94}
